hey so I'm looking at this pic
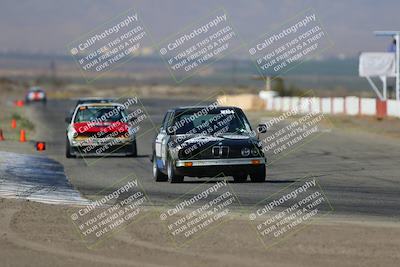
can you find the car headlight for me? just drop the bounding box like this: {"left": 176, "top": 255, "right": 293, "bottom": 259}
{"left": 71, "top": 129, "right": 78, "bottom": 139}
{"left": 128, "top": 127, "right": 137, "bottom": 136}
{"left": 251, "top": 147, "right": 260, "bottom": 156}
{"left": 241, "top": 147, "right": 250, "bottom": 157}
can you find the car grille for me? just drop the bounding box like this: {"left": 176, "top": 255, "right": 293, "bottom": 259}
{"left": 179, "top": 145, "right": 246, "bottom": 160}
{"left": 76, "top": 132, "right": 128, "bottom": 138}
{"left": 212, "top": 146, "right": 229, "bottom": 157}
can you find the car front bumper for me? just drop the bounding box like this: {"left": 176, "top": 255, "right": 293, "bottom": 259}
{"left": 69, "top": 138, "right": 134, "bottom": 156}
{"left": 174, "top": 157, "right": 266, "bottom": 177}
{"left": 176, "top": 157, "right": 266, "bottom": 167}
{"left": 71, "top": 137, "right": 133, "bottom": 147}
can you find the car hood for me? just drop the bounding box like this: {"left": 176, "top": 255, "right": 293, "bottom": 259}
{"left": 173, "top": 133, "right": 258, "bottom": 147}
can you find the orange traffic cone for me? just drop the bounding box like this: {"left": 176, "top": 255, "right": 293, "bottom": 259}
{"left": 0, "top": 129, "right": 4, "bottom": 141}
{"left": 19, "top": 129, "right": 26, "bottom": 142}
{"left": 11, "top": 119, "right": 17, "bottom": 129}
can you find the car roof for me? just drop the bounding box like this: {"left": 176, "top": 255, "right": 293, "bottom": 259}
{"left": 75, "top": 97, "right": 113, "bottom": 101}
{"left": 75, "top": 98, "right": 113, "bottom": 104}
{"left": 75, "top": 103, "right": 124, "bottom": 108}
{"left": 28, "top": 86, "right": 44, "bottom": 91}
{"left": 168, "top": 106, "right": 241, "bottom": 112}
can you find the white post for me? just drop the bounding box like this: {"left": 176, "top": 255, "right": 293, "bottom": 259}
{"left": 380, "top": 76, "right": 387, "bottom": 100}
{"left": 383, "top": 76, "right": 387, "bottom": 100}
{"left": 396, "top": 34, "right": 400, "bottom": 101}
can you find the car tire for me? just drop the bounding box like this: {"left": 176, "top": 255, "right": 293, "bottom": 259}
{"left": 250, "top": 165, "right": 266, "bottom": 182}
{"left": 66, "top": 137, "right": 74, "bottom": 158}
{"left": 128, "top": 140, "right": 137, "bottom": 157}
{"left": 167, "top": 158, "right": 184, "bottom": 183}
{"left": 233, "top": 174, "right": 248, "bottom": 183}
{"left": 153, "top": 154, "right": 168, "bottom": 182}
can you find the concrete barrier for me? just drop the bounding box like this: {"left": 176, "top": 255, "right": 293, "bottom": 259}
{"left": 217, "top": 94, "right": 266, "bottom": 111}
{"left": 388, "top": 100, "right": 400, "bottom": 117}
{"left": 310, "top": 97, "right": 320, "bottom": 113}
{"left": 321, "top": 98, "right": 332, "bottom": 114}
{"left": 258, "top": 91, "right": 400, "bottom": 118}
{"left": 274, "top": 97, "right": 282, "bottom": 111}
{"left": 345, "top": 97, "right": 359, "bottom": 115}
{"left": 360, "top": 98, "right": 376, "bottom": 116}
{"left": 333, "top": 97, "right": 345, "bottom": 114}
{"left": 299, "top": 97, "right": 310, "bottom": 113}
{"left": 282, "top": 97, "right": 291, "bottom": 112}
{"left": 292, "top": 97, "right": 300, "bottom": 111}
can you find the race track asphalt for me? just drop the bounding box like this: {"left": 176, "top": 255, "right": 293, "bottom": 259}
{"left": 24, "top": 97, "right": 400, "bottom": 219}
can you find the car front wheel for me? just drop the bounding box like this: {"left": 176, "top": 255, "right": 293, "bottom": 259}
{"left": 127, "top": 140, "right": 137, "bottom": 157}
{"left": 153, "top": 154, "right": 168, "bottom": 182}
{"left": 167, "top": 158, "right": 184, "bottom": 183}
{"left": 65, "top": 137, "right": 74, "bottom": 158}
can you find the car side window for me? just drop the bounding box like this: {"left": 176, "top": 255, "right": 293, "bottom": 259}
{"left": 165, "top": 112, "right": 174, "bottom": 130}
{"left": 160, "top": 112, "right": 171, "bottom": 132}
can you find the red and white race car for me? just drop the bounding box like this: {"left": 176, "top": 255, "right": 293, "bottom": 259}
{"left": 65, "top": 103, "right": 137, "bottom": 158}
{"left": 25, "top": 87, "right": 47, "bottom": 104}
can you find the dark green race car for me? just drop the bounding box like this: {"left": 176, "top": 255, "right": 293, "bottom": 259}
{"left": 152, "top": 106, "right": 267, "bottom": 183}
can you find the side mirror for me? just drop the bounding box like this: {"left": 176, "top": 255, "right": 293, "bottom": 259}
{"left": 65, "top": 116, "right": 71, "bottom": 123}
{"left": 128, "top": 116, "right": 137, "bottom": 122}
{"left": 257, "top": 123, "right": 267, "bottom": 134}
{"left": 127, "top": 117, "right": 137, "bottom": 127}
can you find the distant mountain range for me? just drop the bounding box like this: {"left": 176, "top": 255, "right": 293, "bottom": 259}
{"left": 0, "top": 52, "right": 374, "bottom": 94}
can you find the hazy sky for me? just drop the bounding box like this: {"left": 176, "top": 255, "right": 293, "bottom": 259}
{"left": 0, "top": 0, "right": 398, "bottom": 57}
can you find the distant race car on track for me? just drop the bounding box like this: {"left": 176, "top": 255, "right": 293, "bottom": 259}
{"left": 66, "top": 103, "right": 137, "bottom": 158}
{"left": 152, "top": 106, "right": 267, "bottom": 183}
{"left": 25, "top": 86, "right": 46, "bottom": 104}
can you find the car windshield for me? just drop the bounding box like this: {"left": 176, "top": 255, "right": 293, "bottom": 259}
{"left": 172, "top": 108, "right": 252, "bottom": 135}
{"left": 74, "top": 106, "right": 124, "bottom": 123}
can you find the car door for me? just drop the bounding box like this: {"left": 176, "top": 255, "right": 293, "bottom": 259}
{"left": 155, "top": 111, "right": 173, "bottom": 169}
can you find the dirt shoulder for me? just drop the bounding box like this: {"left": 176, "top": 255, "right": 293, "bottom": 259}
{"left": 0, "top": 198, "right": 399, "bottom": 267}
